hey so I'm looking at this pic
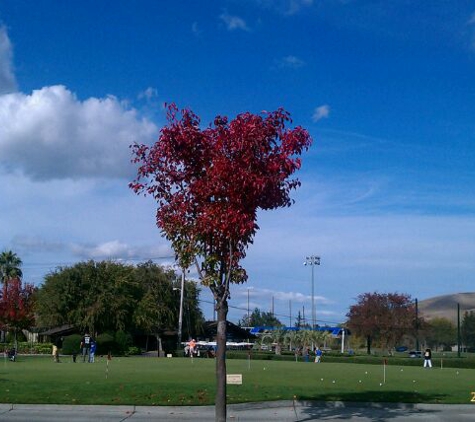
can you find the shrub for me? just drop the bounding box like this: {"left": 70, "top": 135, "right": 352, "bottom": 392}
{"left": 127, "top": 346, "right": 142, "bottom": 356}
{"left": 96, "top": 332, "right": 116, "bottom": 355}
{"left": 115, "top": 331, "right": 133, "bottom": 353}
{"left": 62, "top": 334, "right": 82, "bottom": 355}
{"left": 6, "top": 331, "right": 27, "bottom": 343}
{"left": 1, "top": 341, "right": 52, "bottom": 354}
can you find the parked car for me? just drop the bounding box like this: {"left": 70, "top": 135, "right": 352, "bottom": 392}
{"left": 408, "top": 350, "right": 422, "bottom": 358}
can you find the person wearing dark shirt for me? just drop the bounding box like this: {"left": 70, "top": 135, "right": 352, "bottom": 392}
{"left": 423, "top": 348, "right": 432, "bottom": 368}
{"left": 80, "top": 333, "right": 92, "bottom": 363}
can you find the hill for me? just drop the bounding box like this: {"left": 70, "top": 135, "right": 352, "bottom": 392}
{"left": 418, "top": 292, "right": 475, "bottom": 324}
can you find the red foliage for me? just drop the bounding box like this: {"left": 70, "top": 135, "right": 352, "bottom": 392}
{"left": 130, "top": 104, "right": 312, "bottom": 287}
{"left": 346, "top": 292, "right": 416, "bottom": 352}
{"left": 130, "top": 104, "right": 311, "bottom": 421}
{"left": 0, "top": 277, "right": 35, "bottom": 332}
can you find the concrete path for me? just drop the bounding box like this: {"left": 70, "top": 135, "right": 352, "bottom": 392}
{"left": 0, "top": 401, "right": 474, "bottom": 421}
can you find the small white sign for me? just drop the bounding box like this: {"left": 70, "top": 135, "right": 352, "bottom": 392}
{"left": 166, "top": 354, "right": 173, "bottom": 358}
{"left": 226, "top": 374, "right": 243, "bottom": 385}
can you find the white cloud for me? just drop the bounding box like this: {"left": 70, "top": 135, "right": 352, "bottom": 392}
{"left": 219, "top": 11, "right": 250, "bottom": 31}
{"left": 191, "top": 22, "right": 202, "bottom": 35}
{"left": 137, "top": 86, "right": 158, "bottom": 101}
{"left": 70, "top": 240, "right": 135, "bottom": 259}
{"left": 257, "top": 0, "right": 314, "bottom": 16}
{"left": 286, "top": 0, "right": 314, "bottom": 15}
{"left": 234, "top": 286, "right": 332, "bottom": 305}
{"left": 0, "top": 85, "right": 157, "bottom": 180}
{"left": 12, "top": 235, "right": 174, "bottom": 263}
{"left": 0, "top": 26, "right": 17, "bottom": 94}
{"left": 277, "top": 55, "right": 305, "bottom": 69}
{"left": 312, "top": 104, "right": 330, "bottom": 122}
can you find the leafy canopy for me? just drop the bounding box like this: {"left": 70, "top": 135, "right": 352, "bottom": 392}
{"left": 0, "top": 250, "right": 23, "bottom": 283}
{"left": 0, "top": 277, "right": 35, "bottom": 332}
{"left": 130, "top": 104, "right": 312, "bottom": 299}
{"left": 346, "top": 292, "right": 417, "bottom": 352}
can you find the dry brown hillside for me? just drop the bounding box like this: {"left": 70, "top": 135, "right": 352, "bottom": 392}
{"left": 418, "top": 292, "right": 475, "bottom": 324}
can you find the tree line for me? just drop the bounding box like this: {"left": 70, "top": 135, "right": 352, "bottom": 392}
{"left": 34, "top": 260, "right": 204, "bottom": 349}
{"left": 0, "top": 251, "right": 205, "bottom": 350}
{"left": 346, "top": 291, "right": 475, "bottom": 353}
{"left": 2, "top": 250, "right": 475, "bottom": 355}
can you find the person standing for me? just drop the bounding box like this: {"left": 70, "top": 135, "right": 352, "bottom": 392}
{"left": 315, "top": 347, "right": 322, "bottom": 363}
{"left": 53, "top": 337, "right": 63, "bottom": 363}
{"left": 89, "top": 340, "right": 96, "bottom": 363}
{"left": 303, "top": 347, "right": 310, "bottom": 362}
{"left": 423, "top": 348, "right": 432, "bottom": 368}
{"left": 80, "top": 332, "right": 92, "bottom": 363}
{"left": 188, "top": 339, "right": 196, "bottom": 357}
{"left": 52, "top": 343, "right": 57, "bottom": 362}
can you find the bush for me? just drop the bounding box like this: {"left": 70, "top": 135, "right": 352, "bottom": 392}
{"left": 62, "top": 334, "right": 82, "bottom": 355}
{"left": 1, "top": 341, "right": 52, "bottom": 354}
{"left": 96, "top": 332, "right": 116, "bottom": 355}
{"left": 127, "top": 346, "right": 142, "bottom": 356}
{"left": 5, "top": 331, "right": 27, "bottom": 343}
{"left": 115, "top": 331, "right": 133, "bottom": 353}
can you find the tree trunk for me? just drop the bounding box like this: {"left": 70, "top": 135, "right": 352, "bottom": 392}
{"left": 215, "top": 300, "right": 228, "bottom": 422}
{"left": 366, "top": 335, "right": 372, "bottom": 355}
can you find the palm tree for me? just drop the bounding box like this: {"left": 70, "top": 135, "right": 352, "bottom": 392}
{"left": 0, "top": 250, "right": 23, "bottom": 284}
{"left": 0, "top": 250, "right": 23, "bottom": 342}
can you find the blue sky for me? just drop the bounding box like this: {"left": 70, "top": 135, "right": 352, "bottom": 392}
{"left": 0, "top": 1, "right": 474, "bottom": 326}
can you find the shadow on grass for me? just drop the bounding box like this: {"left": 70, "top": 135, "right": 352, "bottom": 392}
{"left": 296, "top": 391, "right": 448, "bottom": 421}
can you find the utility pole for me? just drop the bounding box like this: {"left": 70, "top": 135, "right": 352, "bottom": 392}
{"left": 457, "top": 303, "right": 461, "bottom": 358}
{"left": 415, "top": 298, "right": 419, "bottom": 351}
{"left": 289, "top": 300, "right": 292, "bottom": 327}
{"left": 173, "top": 269, "right": 185, "bottom": 352}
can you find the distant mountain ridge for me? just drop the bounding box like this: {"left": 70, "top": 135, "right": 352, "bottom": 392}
{"left": 418, "top": 292, "right": 475, "bottom": 324}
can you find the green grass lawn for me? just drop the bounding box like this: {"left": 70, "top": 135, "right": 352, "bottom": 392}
{"left": 1, "top": 355, "right": 474, "bottom": 406}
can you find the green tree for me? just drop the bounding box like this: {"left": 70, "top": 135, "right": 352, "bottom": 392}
{"left": 35, "top": 260, "right": 204, "bottom": 345}
{"left": 238, "top": 307, "right": 282, "bottom": 327}
{"left": 462, "top": 311, "right": 475, "bottom": 349}
{"left": 132, "top": 261, "right": 204, "bottom": 353}
{"left": 425, "top": 317, "right": 456, "bottom": 351}
{"left": 35, "top": 260, "right": 138, "bottom": 334}
{"left": 0, "top": 250, "right": 23, "bottom": 284}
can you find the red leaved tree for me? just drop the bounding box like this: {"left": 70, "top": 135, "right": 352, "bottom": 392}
{"left": 346, "top": 292, "right": 417, "bottom": 354}
{"left": 130, "top": 104, "right": 311, "bottom": 421}
{"left": 0, "top": 277, "right": 35, "bottom": 346}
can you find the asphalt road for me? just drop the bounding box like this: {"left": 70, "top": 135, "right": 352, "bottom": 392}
{"left": 1, "top": 401, "right": 474, "bottom": 421}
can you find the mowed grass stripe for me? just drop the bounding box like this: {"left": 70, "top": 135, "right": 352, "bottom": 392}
{"left": 0, "top": 356, "right": 474, "bottom": 405}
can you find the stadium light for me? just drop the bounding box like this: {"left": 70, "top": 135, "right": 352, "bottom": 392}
{"left": 304, "top": 255, "right": 321, "bottom": 329}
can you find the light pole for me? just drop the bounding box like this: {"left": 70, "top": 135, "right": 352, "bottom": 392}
{"left": 304, "top": 255, "right": 320, "bottom": 329}
{"left": 173, "top": 269, "right": 185, "bottom": 351}
{"left": 247, "top": 287, "right": 251, "bottom": 327}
